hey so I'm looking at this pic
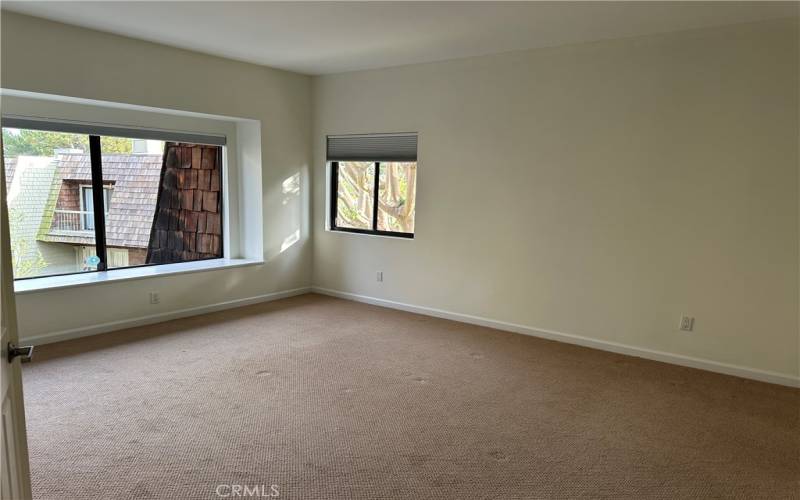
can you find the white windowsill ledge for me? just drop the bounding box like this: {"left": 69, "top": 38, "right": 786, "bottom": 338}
{"left": 14, "top": 258, "right": 264, "bottom": 295}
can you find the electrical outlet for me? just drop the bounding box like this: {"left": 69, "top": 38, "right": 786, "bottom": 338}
{"left": 679, "top": 315, "right": 694, "bottom": 331}
{"left": 149, "top": 292, "right": 160, "bottom": 305}
{"left": 376, "top": 271, "right": 383, "bottom": 282}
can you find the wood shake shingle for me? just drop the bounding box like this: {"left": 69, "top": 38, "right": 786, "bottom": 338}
{"left": 146, "top": 143, "right": 223, "bottom": 264}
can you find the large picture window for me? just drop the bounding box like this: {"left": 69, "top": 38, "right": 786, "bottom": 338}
{"left": 2, "top": 121, "right": 225, "bottom": 280}
{"left": 328, "top": 133, "right": 417, "bottom": 238}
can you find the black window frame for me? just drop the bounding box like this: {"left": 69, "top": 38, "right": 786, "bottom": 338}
{"left": 329, "top": 161, "right": 415, "bottom": 239}
{"left": 2, "top": 124, "right": 227, "bottom": 281}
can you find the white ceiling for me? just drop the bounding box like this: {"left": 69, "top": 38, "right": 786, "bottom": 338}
{"left": 3, "top": 1, "right": 797, "bottom": 75}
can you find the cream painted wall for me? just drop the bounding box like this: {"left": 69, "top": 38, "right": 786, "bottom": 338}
{"left": 312, "top": 19, "right": 799, "bottom": 379}
{"left": 1, "top": 12, "right": 797, "bottom": 382}
{"left": 1, "top": 12, "right": 312, "bottom": 339}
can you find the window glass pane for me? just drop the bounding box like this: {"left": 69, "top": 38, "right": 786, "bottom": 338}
{"left": 103, "top": 139, "right": 224, "bottom": 269}
{"left": 335, "top": 161, "right": 375, "bottom": 230}
{"left": 377, "top": 162, "right": 416, "bottom": 233}
{"left": 81, "top": 187, "right": 95, "bottom": 229}
{"left": 2, "top": 128, "right": 98, "bottom": 278}
{"left": 2, "top": 129, "right": 226, "bottom": 280}
{"left": 80, "top": 186, "right": 111, "bottom": 230}
{"left": 100, "top": 138, "right": 161, "bottom": 269}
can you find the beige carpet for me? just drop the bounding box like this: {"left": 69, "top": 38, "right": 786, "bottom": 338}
{"left": 22, "top": 294, "right": 799, "bottom": 499}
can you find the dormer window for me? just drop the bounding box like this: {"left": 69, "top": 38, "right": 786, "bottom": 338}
{"left": 79, "top": 185, "right": 111, "bottom": 230}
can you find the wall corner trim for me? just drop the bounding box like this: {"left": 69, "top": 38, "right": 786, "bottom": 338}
{"left": 311, "top": 286, "right": 800, "bottom": 388}
{"left": 21, "top": 287, "right": 311, "bottom": 346}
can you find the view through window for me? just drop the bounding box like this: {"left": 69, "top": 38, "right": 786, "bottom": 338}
{"left": 331, "top": 161, "right": 416, "bottom": 237}
{"left": 2, "top": 126, "right": 224, "bottom": 280}
{"left": 334, "top": 161, "right": 375, "bottom": 231}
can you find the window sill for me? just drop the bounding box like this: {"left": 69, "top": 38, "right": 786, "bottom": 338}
{"left": 13, "top": 258, "right": 264, "bottom": 295}
{"left": 328, "top": 227, "right": 414, "bottom": 240}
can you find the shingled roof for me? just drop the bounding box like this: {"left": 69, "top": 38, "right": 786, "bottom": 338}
{"left": 40, "top": 153, "right": 162, "bottom": 248}
{"left": 4, "top": 157, "right": 58, "bottom": 265}
{"left": 4, "top": 157, "right": 17, "bottom": 187}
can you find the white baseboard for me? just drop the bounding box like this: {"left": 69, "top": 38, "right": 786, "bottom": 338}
{"left": 22, "top": 284, "right": 798, "bottom": 388}
{"left": 22, "top": 286, "right": 311, "bottom": 346}
{"left": 311, "top": 287, "right": 800, "bottom": 388}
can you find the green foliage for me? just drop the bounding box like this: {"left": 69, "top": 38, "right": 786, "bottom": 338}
{"left": 99, "top": 136, "right": 133, "bottom": 154}
{"left": 2, "top": 129, "right": 132, "bottom": 156}
{"left": 336, "top": 161, "right": 416, "bottom": 233}
{"left": 337, "top": 162, "right": 374, "bottom": 229}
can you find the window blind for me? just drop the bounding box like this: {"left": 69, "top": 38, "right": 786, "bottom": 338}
{"left": 327, "top": 133, "right": 417, "bottom": 162}
{"left": 1, "top": 116, "right": 227, "bottom": 146}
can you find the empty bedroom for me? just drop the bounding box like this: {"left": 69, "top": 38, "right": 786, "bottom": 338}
{"left": 1, "top": 2, "right": 798, "bottom": 499}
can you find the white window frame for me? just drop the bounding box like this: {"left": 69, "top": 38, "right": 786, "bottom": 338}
{"left": 78, "top": 184, "right": 111, "bottom": 231}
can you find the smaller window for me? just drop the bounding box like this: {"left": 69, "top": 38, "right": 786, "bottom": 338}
{"left": 79, "top": 185, "right": 111, "bottom": 230}
{"left": 328, "top": 134, "right": 417, "bottom": 238}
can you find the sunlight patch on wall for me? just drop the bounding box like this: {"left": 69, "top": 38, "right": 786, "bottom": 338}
{"left": 280, "top": 229, "right": 300, "bottom": 253}
{"left": 282, "top": 172, "right": 300, "bottom": 198}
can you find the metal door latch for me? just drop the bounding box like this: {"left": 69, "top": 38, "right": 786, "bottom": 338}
{"left": 7, "top": 343, "right": 33, "bottom": 363}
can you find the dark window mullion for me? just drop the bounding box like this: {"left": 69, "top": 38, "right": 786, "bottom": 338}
{"left": 371, "top": 162, "right": 380, "bottom": 231}
{"left": 217, "top": 146, "right": 225, "bottom": 258}
{"left": 88, "top": 135, "right": 108, "bottom": 271}
{"left": 330, "top": 161, "right": 339, "bottom": 229}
